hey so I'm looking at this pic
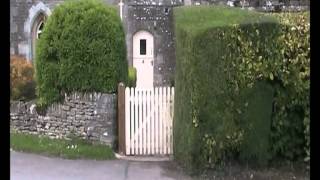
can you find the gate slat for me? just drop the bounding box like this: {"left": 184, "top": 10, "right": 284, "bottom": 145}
{"left": 171, "top": 87, "right": 174, "bottom": 153}
{"left": 165, "top": 87, "right": 169, "bottom": 154}
{"left": 125, "top": 87, "right": 130, "bottom": 155}
{"left": 155, "top": 87, "right": 159, "bottom": 154}
{"left": 146, "top": 90, "right": 150, "bottom": 155}
{"left": 167, "top": 87, "right": 171, "bottom": 154}
{"left": 159, "top": 87, "right": 163, "bottom": 154}
{"left": 163, "top": 87, "right": 167, "bottom": 154}
{"left": 134, "top": 88, "right": 138, "bottom": 154}
{"left": 142, "top": 89, "right": 147, "bottom": 155}
{"left": 151, "top": 88, "right": 155, "bottom": 154}
{"left": 138, "top": 89, "right": 142, "bottom": 154}
{"left": 130, "top": 88, "right": 134, "bottom": 155}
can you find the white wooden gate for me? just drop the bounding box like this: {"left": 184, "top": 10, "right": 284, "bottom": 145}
{"left": 124, "top": 87, "right": 174, "bottom": 155}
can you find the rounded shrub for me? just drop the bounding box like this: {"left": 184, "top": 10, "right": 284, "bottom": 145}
{"left": 35, "top": 0, "right": 127, "bottom": 108}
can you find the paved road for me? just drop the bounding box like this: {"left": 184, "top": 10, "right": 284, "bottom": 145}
{"left": 10, "top": 151, "right": 192, "bottom": 180}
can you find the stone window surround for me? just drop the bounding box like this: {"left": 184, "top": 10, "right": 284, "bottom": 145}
{"left": 31, "top": 13, "right": 46, "bottom": 63}
{"left": 24, "top": 2, "right": 51, "bottom": 62}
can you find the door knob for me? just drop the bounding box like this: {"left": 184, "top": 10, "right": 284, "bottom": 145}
{"left": 151, "top": 61, "right": 153, "bottom": 66}
{"left": 142, "top": 60, "right": 144, "bottom": 63}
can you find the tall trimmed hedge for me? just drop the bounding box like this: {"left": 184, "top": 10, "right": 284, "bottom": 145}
{"left": 36, "top": 0, "right": 127, "bottom": 108}
{"left": 271, "top": 13, "right": 310, "bottom": 163}
{"left": 173, "top": 6, "right": 309, "bottom": 172}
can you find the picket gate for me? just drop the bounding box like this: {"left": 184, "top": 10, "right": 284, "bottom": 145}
{"left": 124, "top": 87, "right": 174, "bottom": 155}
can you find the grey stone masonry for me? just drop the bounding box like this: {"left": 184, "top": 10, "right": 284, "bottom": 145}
{"left": 10, "top": 92, "right": 117, "bottom": 147}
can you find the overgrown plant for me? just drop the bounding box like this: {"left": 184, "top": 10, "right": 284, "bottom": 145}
{"left": 10, "top": 55, "right": 36, "bottom": 101}
{"left": 128, "top": 67, "right": 137, "bottom": 87}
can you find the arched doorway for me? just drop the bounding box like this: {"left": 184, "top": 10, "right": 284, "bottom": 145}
{"left": 31, "top": 13, "right": 46, "bottom": 62}
{"left": 133, "top": 30, "right": 154, "bottom": 88}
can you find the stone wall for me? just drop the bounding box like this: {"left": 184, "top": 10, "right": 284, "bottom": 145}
{"left": 10, "top": 92, "right": 117, "bottom": 147}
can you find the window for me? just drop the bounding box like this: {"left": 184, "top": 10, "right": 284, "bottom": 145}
{"left": 140, "top": 39, "right": 146, "bottom": 55}
{"left": 31, "top": 13, "right": 46, "bottom": 62}
{"left": 37, "top": 21, "right": 44, "bottom": 39}
{"left": 164, "top": 8, "right": 169, "bottom": 14}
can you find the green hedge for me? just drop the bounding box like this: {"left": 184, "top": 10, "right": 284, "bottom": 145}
{"left": 35, "top": 0, "right": 127, "bottom": 108}
{"left": 173, "top": 6, "right": 309, "bottom": 172}
{"left": 238, "top": 82, "right": 274, "bottom": 166}
{"left": 270, "top": 13, "right": 310, "bottom": 163}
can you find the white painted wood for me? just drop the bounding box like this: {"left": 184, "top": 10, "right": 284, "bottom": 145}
{"left": 167, "top": 87, "right": 171, "bottom": 154}
{"left": 146, "top": 90, "right": 150, "bottom": 155}
{"left": 150, "top": 88, "right": 155, "bottom": 154}
{"left": 133, "top": 31, "right": 154, "bottom": 88}
{"left": 134, "top": 88, "right": 138, "bottom": 154}
{"left": 138, "top": 89, "right": 142, "bottom": 154}
{"left": 166, "top": 87, "right": 170, "bottom": 154}
{"left": 171, "top": 87, "right": 174, "bottom": 153}
{"left": 142, "top": 89, "right": 147, "bottom": 155}
{"left": 155, "top": 87, "right": 159, "bottom": 154}
{"left": 159, "top": 87, "right": 163, "bottom": 154}
{"left": 124, "top": 86, "right": 175, "bottom": 156}
{"left": 125, "top": 87, "right": 130, "bottom": 155}
{"left": 130, "top": 88, "right": 134, "bottom": 155}
{"left": 163, "top": 87, "right": 167, "bottom": 154}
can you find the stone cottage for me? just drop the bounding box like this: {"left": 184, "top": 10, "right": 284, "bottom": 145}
{"left": 17, "top": 0, "right": 287, "bottom": 88}
{"left": 10, "top": 0, "right": 196, "bottom": 87}
{"left": 9, "top": 0, "right": 252, "bottom": 87}
{"left": 9, "top": 0, "right": 310, "bottom": 88}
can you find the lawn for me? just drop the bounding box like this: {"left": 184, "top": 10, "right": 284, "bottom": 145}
{"left": 10, "top": 132, "right": 115, "bottom": 160}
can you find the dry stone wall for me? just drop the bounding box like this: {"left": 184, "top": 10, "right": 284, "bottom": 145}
{"left": 10, "top": 92, "right": 117, "bottom": 147}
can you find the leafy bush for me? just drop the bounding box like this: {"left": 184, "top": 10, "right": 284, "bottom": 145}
{"left": 173, "top": 6, "right": 309, "bottom": 172}
{"left": 35, "top": 0, "right": 127, "bottom": 108}
{"left": 270, "top": 12, "right": 310, "bottom": 163}
{"left": 239, "top": 82, "right": 274, "bottom": 166}
{"left": 128, "top": 67, "right": 136, "bottom": 87}
{"left": 219, "top": 12, "right": 309, "bottom": 163}
{"left": 174, "top": 6, "right": 277, "bottom": 172}
{"left": 10, "top": 55, "right": 36, "bottom": 101}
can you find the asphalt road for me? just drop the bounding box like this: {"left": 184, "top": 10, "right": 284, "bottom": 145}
{"left": 10, "top": 151, "right": 192, "bottom": 180}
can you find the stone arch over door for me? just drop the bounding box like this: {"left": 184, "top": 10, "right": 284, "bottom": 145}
{"left": 24, "top": 2, "right": 51, "bottom": 62}
{"left": 133, "top": 30, "right": 154, "bottom": 88}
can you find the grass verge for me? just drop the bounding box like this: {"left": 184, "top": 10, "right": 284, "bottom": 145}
{"left": 10, "top": 132, "right": 115, "bottom": 160}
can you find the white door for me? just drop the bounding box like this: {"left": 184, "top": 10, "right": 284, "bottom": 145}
{"left": 133, "top": 31, "right": 154, "bottom": 88}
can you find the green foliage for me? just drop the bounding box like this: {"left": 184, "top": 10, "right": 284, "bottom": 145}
{"left": 10, "top": 132, "right": 115, "bottom": 160}
{"left": 239, "top": 82, "right": 274, "bottom": 166}
{"left": 10, "top": 55, "right": 36, "bottom": 101}
{"left": 128, "top": 67, "right": 137, "bottom": 87}
{"left": 173, "top": 6, "right": 309, "bottom": 172}
{"left": 35, "top": 0, "right": 127, "bottom": 108}
{"left": 174, "top": 6, "right": 276, "bottom": 173}
{"left": 270, "top": 12, "right": 310, "bottom": 163}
